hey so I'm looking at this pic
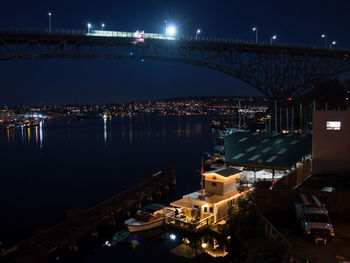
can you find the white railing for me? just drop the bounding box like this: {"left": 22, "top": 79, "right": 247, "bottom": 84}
{"left": 0, "top": 28, "right": 348, "bottom": 51}
{"left": 165, "top": 213, "right": 214, "bottom": 232}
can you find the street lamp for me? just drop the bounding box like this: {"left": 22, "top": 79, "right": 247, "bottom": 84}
{"left": 270, "top": 35, "right": 277, "bottom": 45}
{"left": 164, "top": 19, "right": 168, "bottom": 37}
{"left": 252, "top": 27, "right": 258, "bottom": 44}
{"left": 330, "top": 41, "right": 336, "bottom": 49}
{"left": 196, "top": 29, "right": 201, "bottom": 40}
{"left": 167, "top": 25, "right": 176, "bottom": 36}
{"left": 101, "top": 23, "right": 105, "bottom": 31}
{"left": 48, "top": 12, "right": 52, "bottom": 32}
{"left": 321, "top": 34, "right": 327, "bottom": 48}
{"left": 87, "top": 23, "right": 91, "bottom": 34}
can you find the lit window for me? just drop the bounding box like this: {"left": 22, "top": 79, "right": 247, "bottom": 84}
{"left": 326, "top": 121, "right": 341, "bottom": 130}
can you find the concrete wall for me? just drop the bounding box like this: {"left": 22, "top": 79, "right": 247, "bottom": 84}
{"left": 312, "top": 110, "right": 350, "bottom": 174}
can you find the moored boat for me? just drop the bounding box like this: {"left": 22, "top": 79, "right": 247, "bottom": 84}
{"left": 124, "top": 203, "right": 174, "bottom": 232}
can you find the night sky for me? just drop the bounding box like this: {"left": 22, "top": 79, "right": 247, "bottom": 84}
{"left": 1, "top": 0, "right": 349, "bottom": 105}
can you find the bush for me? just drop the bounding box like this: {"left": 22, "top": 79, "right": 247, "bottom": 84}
{"left": 227, "top": 190, "right": 285, "bottom": 262}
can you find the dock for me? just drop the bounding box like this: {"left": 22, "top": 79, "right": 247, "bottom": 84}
{"left": 0, "top": 167, "right": 176, "bottom": 263}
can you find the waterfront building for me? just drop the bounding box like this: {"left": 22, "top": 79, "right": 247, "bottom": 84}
{"left": 312, "top": 110, "right": 350, "bottom": 174}
{"left": 166, "top": 167, "right": 246, "bottom": 233}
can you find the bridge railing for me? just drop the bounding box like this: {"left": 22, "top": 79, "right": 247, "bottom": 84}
{"left": 0, "top": 27, "right": 346, "bottom": 51}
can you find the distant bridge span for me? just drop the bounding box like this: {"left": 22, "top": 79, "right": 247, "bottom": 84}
{"left": 1, "top": 28, "right": 350, "bottom": 100}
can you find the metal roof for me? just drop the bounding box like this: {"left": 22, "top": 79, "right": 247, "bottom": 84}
{"left": 204, "top": 167, "right": 241, "bottom": 178}
{"left": 224, "top": 132, "right": 312, "bottom": 170}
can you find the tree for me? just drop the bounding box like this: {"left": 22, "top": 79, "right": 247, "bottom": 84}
{"left": 227, "top": 189, "right": 285, "bottom": 262}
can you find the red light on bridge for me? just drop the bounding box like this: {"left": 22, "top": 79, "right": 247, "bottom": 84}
{"left": 286, "top": 97, "right": 293, "bottom": 101}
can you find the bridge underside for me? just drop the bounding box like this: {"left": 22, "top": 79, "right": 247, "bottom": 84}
{"left": 1, "top": 30, "right": 350, "bottom": 101}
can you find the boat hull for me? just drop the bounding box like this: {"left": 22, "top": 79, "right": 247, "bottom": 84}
{"left": 125, "top": 217, "right": 164, "bottom": 232}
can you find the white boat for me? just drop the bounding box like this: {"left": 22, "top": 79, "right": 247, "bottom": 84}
{"left": 124, "top": 203, "right": 174, "bottom": 232}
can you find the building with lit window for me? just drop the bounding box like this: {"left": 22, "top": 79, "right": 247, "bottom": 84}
{"left": 165, "top": 167, "right": 247, "bottom": 233}
{"left": 312, "top": 110, "right": 350, "bottom": 174}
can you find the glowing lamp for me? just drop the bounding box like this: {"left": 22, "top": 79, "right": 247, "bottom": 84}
{"left": 167, "top": 25, "right": 176, "bottom": 36}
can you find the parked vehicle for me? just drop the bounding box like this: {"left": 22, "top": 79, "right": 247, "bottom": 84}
{"left": 294, "top": 194, "right": 335, "bottom": 243}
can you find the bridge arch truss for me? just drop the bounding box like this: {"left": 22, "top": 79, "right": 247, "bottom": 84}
{"left": 1, "top": 29, "right": 350, "bottom": 100}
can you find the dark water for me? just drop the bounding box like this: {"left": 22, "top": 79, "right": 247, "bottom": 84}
{"left": 85, "top": 228, "right": 230, "bottom": 263}
{"left": 0, "top": 116, "right": 220, "bottom": 258}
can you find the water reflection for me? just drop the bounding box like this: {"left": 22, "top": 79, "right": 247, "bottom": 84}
{"left": 169, "top": 233, "right": 228, "bottom": 259}
{"left": 104, "top": 119, "right": 107, "bottom": 146}
{"left": 6, "top": 128, "right": 10, "bottom": 144}
{"left": 3, "top": 116, "right": 213, "bottom": 150}
{"left": 39, "top": 121, "right": 43, "bottom": 149}
{"left": 21, "top": 126, "right": 24, "bottom": 144}
{"left": 115, "top": 116, "right": 209, "bottom": 145}
{"left": 35, "top": 126, "right": 39, "bottom": 146}
{"left": 104, "top": 229, "right": 229, "bottom": 260}
{"left": 129, "top": 121, "right": 133, "bottom": 144}
{"left": 4, "top": 121, "right": 45, "bottom": 149}
{"left": 27, "top": 127, "right": 31, "bottom": 143}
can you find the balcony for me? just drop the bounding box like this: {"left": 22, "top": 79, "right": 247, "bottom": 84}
{"left": 165, "top": 213, "right": 215, "bottom": 233}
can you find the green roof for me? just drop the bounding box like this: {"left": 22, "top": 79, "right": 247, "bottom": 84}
{"left": 224, "top": 132, "right": 312, "bottom": 169}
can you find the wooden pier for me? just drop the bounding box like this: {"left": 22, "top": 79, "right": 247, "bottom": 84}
{"left": 0, "top": 167, "right": 176, "bottom": 263}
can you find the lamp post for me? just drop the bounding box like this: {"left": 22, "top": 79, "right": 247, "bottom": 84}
{"left": 87, "top": 23, "right": 91, "bottom": 34}
{"left": 321, "top": 34, "right": 327, "bottom": 48}
{"left": 196, "top": 29, "right": 201, "bottom": 40}
{"left": 270, "top": 35, "right": 277, "bottom": 45}
{"left": 167, "top": 25, "right": 176, "bottom": 36}
{"left": 101, "top": 23, "right": 105, "bottom": 31}
{"left": 48, "top": 12, "right": 52, "bottom": 32}
{"left": 164, "top": 19, "right": 168, "bottom": 38}
{"left": 330, "top": 41, "right": 336, "bottom": 49}
{"left": 252, "top": 27, "right": 258, "bottom": 44}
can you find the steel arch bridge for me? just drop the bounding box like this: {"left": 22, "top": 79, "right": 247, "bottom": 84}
{"left": 1, "top": 28, "right": 350, "bottom": 100}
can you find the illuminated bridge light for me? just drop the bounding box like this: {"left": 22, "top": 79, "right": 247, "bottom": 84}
{"left": 167, "top": 25, "right": 176, "bottom": 36}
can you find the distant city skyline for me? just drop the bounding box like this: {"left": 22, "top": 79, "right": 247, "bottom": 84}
{"left": 1, "top": 0, "right": 350, "bottom": 104}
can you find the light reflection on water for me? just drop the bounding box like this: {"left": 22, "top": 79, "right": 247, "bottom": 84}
{"left": 0, "top": 119, "right": 211, "bottom": 149}
{"left": 0, "top": 115, "right": 217, "bottom": 250}
{"left": 103, "top": 119, "right": 107, "bottom": 146}
{"left": 98, "top": 228, "right": 229, "bottom": 262}
{"left": 3, "top": 117, "right": 213, "bottom": 150}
